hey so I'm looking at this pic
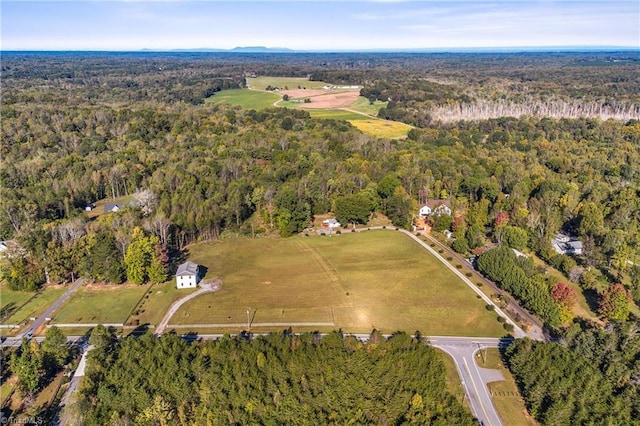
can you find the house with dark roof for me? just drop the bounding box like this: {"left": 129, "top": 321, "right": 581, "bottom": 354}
{"left": 103, "top": 203, "right": 121, "bottom": 214}
{"left": 176, "top": 261, "right": 200, "bottom": 289}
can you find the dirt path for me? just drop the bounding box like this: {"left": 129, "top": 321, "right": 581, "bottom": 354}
{"left": 154, "top": 280, "right": 221, "bottom": 335}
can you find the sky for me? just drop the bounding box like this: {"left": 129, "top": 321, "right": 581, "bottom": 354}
{"left": 2, "top": 1, "right": 639, "bottom": 51}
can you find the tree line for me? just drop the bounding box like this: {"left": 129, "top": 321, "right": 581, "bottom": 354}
{"left": 69, "top": 328, "right": 475, "bottom": 425}
{"left": 504, "top": 320, "right": 640, "bottom": 425}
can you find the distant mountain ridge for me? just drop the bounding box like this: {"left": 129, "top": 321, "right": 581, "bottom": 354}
{"left": 152, "top": 46, "right": 294, "bottom": 53}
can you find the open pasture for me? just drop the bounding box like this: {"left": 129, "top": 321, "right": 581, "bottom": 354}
{"left": 172, "top": 231, "right": 504, "bottom": 336}
{"left": 246, "top": 76, "right": 328, "bottom": 91}
{"left": 348, "top": 119, "right": 412, "bottom": 139}
{"left": 205, "top": 88, "right": 280, "bottom": 110}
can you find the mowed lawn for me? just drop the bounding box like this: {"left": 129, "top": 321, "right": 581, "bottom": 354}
{"left": 52, "top": 284, "right": 149, "bottom": 324}
{"left": 1, "top": 286, "right": 37, "bottom": 321}
{"left": 205, "top": 89, "right": 280, "bottom": 110}
{"left": 174, "top": 231, "right": 504, "bottom": 336}
{"left": 2, "top": 286, "right": 67, "bottom": 326}
{"left": 348, "top": 119, "right": 413, "bottom": 139}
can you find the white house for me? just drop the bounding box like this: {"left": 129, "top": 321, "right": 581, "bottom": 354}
{"left": 552, "top": 233, "right": 583, "bottom": 256}
{"left": 103, "top": 203, "right": 121, "bottom": 214}
{"left": 419, "top": 200, "right": 452, "bottom": 217}
{"left": 176, "top": 261, "right": 200, "bottom": 289}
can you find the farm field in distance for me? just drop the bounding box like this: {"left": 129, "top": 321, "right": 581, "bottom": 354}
{"left": 205, "top": 88, "right": 280, "bottom": 110}
{"left": 171, "top": 231, "right": 505, "bottom": 336}
{"left": 205, "top": 75, "right": 410, "bottom": 138}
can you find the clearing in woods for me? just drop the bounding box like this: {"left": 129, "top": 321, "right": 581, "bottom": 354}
{"left": 170, "top": 231, "right": 505, "bottom": 336}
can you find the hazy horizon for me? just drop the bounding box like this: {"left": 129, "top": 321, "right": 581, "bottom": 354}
{"left": 2, "top": 1, "right": 638, "bottom": 51}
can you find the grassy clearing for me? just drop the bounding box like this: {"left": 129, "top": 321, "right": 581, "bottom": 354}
{"left": 52, "top": 284, "right": 149, "bottom": 324}
{"left": 174, "top": 231, "right": 504, "bottom": 336}
{"left": 205, "top": 89, "right": 280, "bottom": 110}
{"left": 3, "top": 286, "right": 67, "bottom": 327}
{"left": 134, "top": 281, "right": 198, "bottom": 326}
{"left": 306, "top": 109, "right": 367, "bottom": 121}
{"left": 246, "top": 77, "right": 327, "bottom": 91}
{"left": 84, "top": 194, "right": 135, "bottom": 219}
{"left": 479, "top": 348, "right": 538, "bottom": 426}
{"left": 348, "top": 119, "right": 412, "bottom": 139}
{"left": 349, "top": 96, "right": 387, "bottom": 116}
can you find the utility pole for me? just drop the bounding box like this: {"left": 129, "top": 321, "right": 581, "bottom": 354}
{"left": 246, "top": 309, "right": 251, "bottom": 330}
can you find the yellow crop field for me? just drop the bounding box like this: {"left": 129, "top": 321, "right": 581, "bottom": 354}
{"left": 348, "top": 119, "right": 412, "bottom": 139}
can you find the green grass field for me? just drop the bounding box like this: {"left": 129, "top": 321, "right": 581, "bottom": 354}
{"left": 349, "top": 96, "right": 387, "bottom": 116}
{"left": 2, "top": 287, "right": 67, "bottom": 327}
{"left": 306, "top": 109, "right": 367, "bottom": 121}
{"left": 205, "top": 89, "right": 280, "bottom": 110}
{"left": 348, "top": 119, "right": 413, "bottom": 139}
{"left": 52, "top": 284, "right": 149, "bottom": 324}
{"left": 1, "top": 286, "right": 37, "bottom": 321}
{"left": 246, "top": 77, "right": 328, "bottom": 91}
{"left": 172, "top": 231, "right": 504, "bottom": 336}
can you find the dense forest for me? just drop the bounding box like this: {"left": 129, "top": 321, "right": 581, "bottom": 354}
{"left": 504, "top": 320, "right": 640, "bottom": 425}
{"left": 69, "top": 328, "right": 474, "bottom": 425}
{"left": 1, "top": 51, "right": 640, "bottom": 327}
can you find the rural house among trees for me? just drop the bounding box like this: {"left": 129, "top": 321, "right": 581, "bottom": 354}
{"left": 419, "top": 200, "right": 452, "bottom": 217}
{"left": 175, "top": 261, "right": 200, "bottom": 289}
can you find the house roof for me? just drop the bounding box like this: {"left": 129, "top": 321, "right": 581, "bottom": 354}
{"left": 567, "top": 241, "right": 583, "bottom": 249}
{"left": 425, "top": 199, "right": 451, "bottom": 209}
{"left": 176, "top": 261, "right": 199, "bottom": 276}
{"left": 104, "top": 203, "right": 121, "bottom": 213}
{"left": 323, "top": 218, "right": 339, "bottom": 224}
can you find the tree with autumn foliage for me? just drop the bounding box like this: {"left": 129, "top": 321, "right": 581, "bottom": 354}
{"left": 494, "top": 211, "right": 510, "bottom": 227}
{"left": 598, "top": 284, "right": 632, "bottom": 321}
{"left": 551, "top": 282, "right": 577, "bottom": 323}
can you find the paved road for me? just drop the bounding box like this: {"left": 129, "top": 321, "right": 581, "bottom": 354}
{"left": 155, "top": 281, "right": 220, "bottom": 335}
{"left": 8, "top": 279, "right": 85, "bottom": 342}
{"left": 429, "top": 336, "right": 513, "bottom": 426}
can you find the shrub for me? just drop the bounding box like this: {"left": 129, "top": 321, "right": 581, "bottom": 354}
{"left": 336, "top": 230, "right": 341, "bottom": 235}
{"left": 455, "top": 264, "right": 462, "bottom": 269}
{"left": 485, "top": 304, "right": 495, "bottom": 311}
{"left": 446, "top": 256, "right": 453, "bottom": 261}
{"left": 351, "top": 229, "right": 356, "bottom": 233}
{"left": 477, "top": 282, "right": 483, "bottom": 287}
{"left": 465, "top": 272, "right": 473, "bottom": 277}
{"left": 503, "top": 323, "right": 514, "bottom": 332}
{"left": 497, "top": 316, "right": 505, "bottom": 323}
